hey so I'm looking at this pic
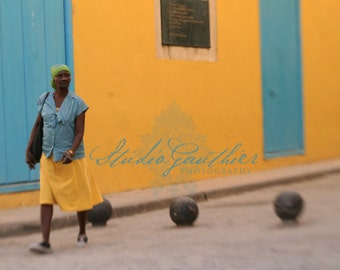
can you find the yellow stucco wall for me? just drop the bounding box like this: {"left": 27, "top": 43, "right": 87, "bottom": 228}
{"left": 72, "top": 0, "right": 264, "bottom": 194}
{"left": 71, "top": 0, "right": 340, "bottom": 194}
{"left": 1, "top": 0, "right": 339, "bottom": 209}
{"left": 302, "top": 0, "right": 340, "bottom": 160}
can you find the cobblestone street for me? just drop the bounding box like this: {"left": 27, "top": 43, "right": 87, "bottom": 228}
{"left": 1, "top": 172, "right": 340, "bottom": 270}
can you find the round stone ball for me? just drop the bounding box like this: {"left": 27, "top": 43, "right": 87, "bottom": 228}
{"left": 87, "top": 197, "right": 113, "bottom": 226}
{"left": 170, "top": 196, "right": 199, "bottom": 226}
{"left": 274, "top": 191, "right": 304, "bottom": 221}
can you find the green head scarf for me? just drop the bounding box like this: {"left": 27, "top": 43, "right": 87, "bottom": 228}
{"left": 50, "top": 64, "right": 71, "bottom": 89}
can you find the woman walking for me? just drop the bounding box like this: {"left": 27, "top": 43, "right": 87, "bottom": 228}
{"left": 26, "top": 64, "right": 103, "bottom": 254}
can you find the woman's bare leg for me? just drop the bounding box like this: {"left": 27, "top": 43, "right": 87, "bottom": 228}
{"left": 41, "top": 204, "right": 53, "bottom": 244}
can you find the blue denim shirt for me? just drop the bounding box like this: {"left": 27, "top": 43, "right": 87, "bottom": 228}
{"left": 37, "top": 91, "right": 89, "bottom": 162}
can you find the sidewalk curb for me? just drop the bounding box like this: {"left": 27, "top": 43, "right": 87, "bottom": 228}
{"left": 109, "top": 164, "right": 340, "bottom": 218}
{"left": 1, "top": 160, "right": 339, "bottom": 238}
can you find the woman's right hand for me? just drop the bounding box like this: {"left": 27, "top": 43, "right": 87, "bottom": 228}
{"left": 26, "top": 151, "right": 36, "bottom": 169}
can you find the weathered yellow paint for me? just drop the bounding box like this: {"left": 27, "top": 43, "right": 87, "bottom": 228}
{"left": 301, "top": 0, "right": 340, "bottom": 160}
{"left": 0, "top": 191, "right": 39, "bottom": 209}
{"left": 1, "top": 0, "right": 339, "bottom": 209}
{"left": 72, "top": 0, "right": 264, "bottom": 194}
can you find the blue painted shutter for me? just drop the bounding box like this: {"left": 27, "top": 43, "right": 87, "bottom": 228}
{"left": 0, "top": 0, "right": 73, "bottom": 193}
{"left": 259, "top": 0, "right": 304, "bottom": 158}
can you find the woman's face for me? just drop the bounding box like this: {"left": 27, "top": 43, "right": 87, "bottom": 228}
{"left": 54, "top": 70, "right": 71, "bottom": 89}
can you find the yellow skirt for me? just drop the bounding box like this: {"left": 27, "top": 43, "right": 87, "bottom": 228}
{"left": 40, "top": 154, "right": 103, "bottom": 211}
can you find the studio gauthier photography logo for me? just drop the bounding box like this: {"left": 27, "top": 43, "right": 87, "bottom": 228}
{"left": 90, "top": 102, "right": 257, "bottom": 195}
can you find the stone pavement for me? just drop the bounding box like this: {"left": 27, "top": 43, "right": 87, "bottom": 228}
{"left": 0, "top": 159, "right": 339, "bottom": 238}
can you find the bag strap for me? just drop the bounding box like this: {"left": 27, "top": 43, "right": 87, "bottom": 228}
{"left": 39, "top": 92, "right": 49, "bottom": 113}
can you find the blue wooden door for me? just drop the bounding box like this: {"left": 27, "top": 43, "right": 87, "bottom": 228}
{"left": 0, "top": 0, "right": 73, "bottom": 193}
{"left": 259, "top": 0, "right": 304, "bottom": 158}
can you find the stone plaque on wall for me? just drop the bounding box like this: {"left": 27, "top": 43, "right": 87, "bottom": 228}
{"left": 161, "top": 0, "right": 211, "bottom": 48}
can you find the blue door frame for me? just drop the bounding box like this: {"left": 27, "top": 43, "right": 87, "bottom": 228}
{"left": 0, "top": 0, "right": 74, "bottom": 193}
{"left": 259, "top": 0, "right": 304, "bottom": 158}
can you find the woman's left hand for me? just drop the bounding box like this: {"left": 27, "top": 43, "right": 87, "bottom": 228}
{"left": 62, "top": 151, "right": 73, "bottom": 164}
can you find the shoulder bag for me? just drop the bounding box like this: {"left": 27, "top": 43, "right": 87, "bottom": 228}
{"left": 30, "top": 92, "right": 49, "bottom": 163}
